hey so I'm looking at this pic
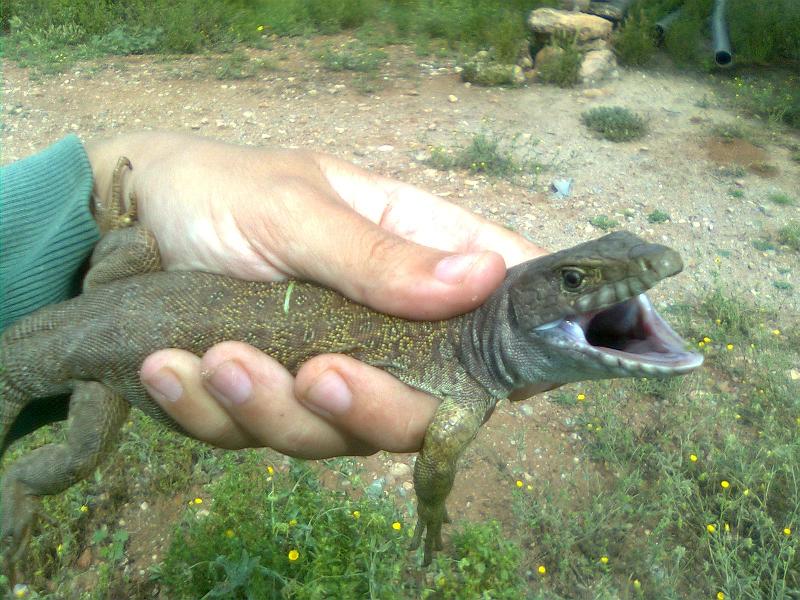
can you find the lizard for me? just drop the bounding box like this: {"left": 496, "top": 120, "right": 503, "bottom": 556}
{"left": 0, "top": 158, "right": 703, "bottom": 569}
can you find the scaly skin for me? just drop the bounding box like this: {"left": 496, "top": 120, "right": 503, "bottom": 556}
{"left": 0, "top": 158, "right": 703, "bottom": 570}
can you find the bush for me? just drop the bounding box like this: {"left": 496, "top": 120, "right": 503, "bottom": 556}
{"left": 581, "top": 106, "right": 647, "bottom": 142}
{"left": 536, "top": 33, "right": 582, "bottom": 88}
{"left": 613, "top": 9, "right": 657, "bottom": 66}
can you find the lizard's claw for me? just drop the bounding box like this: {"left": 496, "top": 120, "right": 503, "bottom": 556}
{"left": 410, "top": 501, "right": 446, "bottom": 566}
{"left": 0, "top": 482, "right": 37, "bottom": 580}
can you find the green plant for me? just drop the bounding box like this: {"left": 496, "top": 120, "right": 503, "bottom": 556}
{"left": 319, "top": 42, "right": 387, "bottom": 72}
{"left": 769, "top": 192, "right": 795, "bottom": 206}
{"left": 778, "top": 221, "right": 800, "bottom": 251}
{"left": 535, "top": 33, "right": 582, "bottom": 88}
{"left": 752, "top": 239, "right": 776, "bottom": 252}
{"left": 613, "top": 9, "right": 657, "bottom": 66}
{"left": 426, "top": 133, "right": 540, "bottom": 179}
{"left": 647, "top": 209, "right": 671, "bottom": 223}
{"left": 773, "top": 280, "right": 793, "bottom": 292}
{"left": 729, "top": 188, "right": 745, "bottom": 198}
{"left": 581, "top": 106, "right": 647, "bottom": 142}
{"left": 589, "top": 215, "right": 620, "bottom": 230}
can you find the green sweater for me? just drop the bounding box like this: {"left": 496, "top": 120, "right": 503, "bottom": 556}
{"left": 0, "top": 135, "right": 99, "bottom": 331}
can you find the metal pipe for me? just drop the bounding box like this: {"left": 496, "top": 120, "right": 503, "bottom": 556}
{"left": 711, "top": 0, "right": 733, "bottom": 66}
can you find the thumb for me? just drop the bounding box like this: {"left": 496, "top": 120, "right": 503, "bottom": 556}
{"left": 274, "top": 198, "right": 507, "bottom": 320}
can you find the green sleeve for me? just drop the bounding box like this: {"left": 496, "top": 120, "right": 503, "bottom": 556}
{"left": 0, "top": 134, "right": 99, "bottom": 332}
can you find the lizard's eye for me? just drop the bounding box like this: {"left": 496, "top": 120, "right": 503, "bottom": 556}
{"left": 562, "top": 269, "right": 584, "bottom": 290}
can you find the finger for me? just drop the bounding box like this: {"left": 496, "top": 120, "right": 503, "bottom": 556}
{"left": 295, "top": 354, "right": 438, "bottom": 453}
{"left": 140, "top": 349, "right": 253, "bottom": 449}
{"left": 198, "top": 342, "right": 377, "bottom": 458}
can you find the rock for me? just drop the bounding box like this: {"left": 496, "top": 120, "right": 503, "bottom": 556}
{"left": 448, "top": 94, "right": 458, "bottom": 103}
{"left": 389, "top": 462, "right": 412, "bottom": 479}
{"left": 77, "top": 547, "right": 93, "bottom": 569}
{"left": 517, "top": 41, "right": 534, "bottom": 69}
{"left": 528, "top": 8, "right": 612, "bottom": 41}
{"left": 461, "top": 50, "right": 527, "bottom": 86}
{"left": 586, "top": 0, "right": 629, "bottom": 22}
{"left": 579, "top": 49, "right": 617, "bottom": 85}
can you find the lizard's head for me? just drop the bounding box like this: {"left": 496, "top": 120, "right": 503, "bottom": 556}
{"left": 506, "top": 231, "right": 703, "bottom": 380}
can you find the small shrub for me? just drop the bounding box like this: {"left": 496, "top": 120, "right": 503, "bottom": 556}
{"left": 728, "top": 188, "right": 744, "bottom": 198}
{"left": 647, "top": 209, "right": 671, "bottom": 223}
{"left": 773, "top": 280, "right": 793, "bottom": 292}
{"left": 711, "top": 121, "right": 750, "bottom": 141}
{"left": 320, "top": 42, "right": 387, "bottom": 72}
{"left": 752, "top": 239, "right": 776, "bottom": 252}
{"left": 536, "top": 33, "right": 582, "bottom": 88}
{"left": 485, "top": 10, "right": 527, "bottom": 64}
{"left": 613, "top": 9, "right": 657, "bottom": 66}
{"left": 589, "top": 215, "right": 620, "bottom": 231}
{"left": 427, "top": 133, "right": 523, "bottom": 178}
{"left": 769, "top": 192, "right": 795, "bottom": 206}
{"left": 581, "top": 106, "right": 647, "bottom": 142}
{"left": 778, "top": 221, "right": 800, "bottom": 251}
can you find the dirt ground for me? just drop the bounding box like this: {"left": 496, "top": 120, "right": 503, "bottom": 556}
{"left": 3, "top": 36, "right": 799, "bottom": 582}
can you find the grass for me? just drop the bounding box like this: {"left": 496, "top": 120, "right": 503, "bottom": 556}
{"left": 581, "top": 107, "right": 647, "bottom": 142}
{"left": 612, "top": 9, "right": 657, "bottom": 66}
{"left": 319, "top": 41, "right": 388, "bottom": 72}
{"left": 589, "top": 215, "right": 620, "bottom": 231}
{"left": 534, "top": 33, "right": 582, "bottom": 88}
{"left": 647, "top": 209, "right": 671, "bottom": 224}
{"left": 426, "top": 133, "right": 541, "bottom": 180}
{"left": 769, "top": 192, "right": 795, "bottom": 206}
{"left": 778, "top": 221, "right": 800, "bottom": 251}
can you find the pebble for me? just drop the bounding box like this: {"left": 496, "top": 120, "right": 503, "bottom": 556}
{"left": 519, "top": 404, "right": 535, "bottom": 417}
{"left": 390, "top": 462, "right": 412, "bottom": 479}
{"left": 448, "top": 94, "right": 458, "bottom": 103}
{"left": 377, "top": 144, "right": 394, "bottom": 152}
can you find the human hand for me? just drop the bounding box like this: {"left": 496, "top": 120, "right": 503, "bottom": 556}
{"left": 86, "top": 132, "right": 546, "bottom": 458}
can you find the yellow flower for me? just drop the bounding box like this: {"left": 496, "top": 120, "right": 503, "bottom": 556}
{"left": 537, "top": 565, "right": 547, "bottom": 575}
{"left": 80, "top": 505, "right": 89, "bottom": 513}
{"left": 577, "top": 393, "right": 586, "bottom": 401}
{"left": 717, "top": 592, "right": 725, "bottom": 600}
{"left": 353, "top": 510, "right": 361, "bottom": 519}
{"left": 772, "top": 329, "right": 781, "bottom": 336}
{"left": 703, "top": 336, "right": 712, "bottom": 343}
{"left": 724, "top": 523, "right": 730, "bottom": 532}
{"left": 257, "top": 25, "right": 264, "bottom": 31}
{"left": 743, "top": 488, "right": 750, "bottom": 496}
{"left": 784, "top": 527, "right": 792, "bottom": 536}
{"left": 57, "top": 543, "right": 64, "bottom": 555}
{"left": 267, "top": 465, "right": 274, "bottom": 475}
{"left": 288, "top": 549, "right": 299, "bottom": 561}
{"left": 707, "top": 524, "right": 716, "bottom": 533}
{"left": 289, "top": 519, "right": 297, "bottom": 526}
{"left": 633, "top": 579, "right": 641, "bottom": 590}
{"left": 599, "top": 555, "right": 609, "bottom": 564}
{"left": 721, "top": 480, "right": 730, "bottom": 489}
{"left": 689, "top": 453, "right": 698, "bottom": 462}
{"left": 726, "top": 343, "right": 734, "bottom": 350}
{"left": 392, "top": 521, "right": 402, "bottom": 531}
{"left": 715, "top": 319, "right": 722, "bottom": 324}
{"left": 225, "top": 529, "right": 235, "bottom": 538}
{"left": 13, "top": 585, "right": 29, "bottom": 598}
{"left": 516, "top": 480, "right": 523, "bottom": 488}
{"left": 193, "top": 497, "right": 203, "bottom": 505}
{"left": 698, "top": 341, "right": 705, "bottom": 348}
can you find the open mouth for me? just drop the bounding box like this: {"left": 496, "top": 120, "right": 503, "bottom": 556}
{"left": 536, "top": 294, "right": 704, "bottom": 376}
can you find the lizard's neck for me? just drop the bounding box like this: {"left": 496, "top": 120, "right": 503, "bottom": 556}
{"left": 456, "top": 275, "right": 527, "bottom": 399}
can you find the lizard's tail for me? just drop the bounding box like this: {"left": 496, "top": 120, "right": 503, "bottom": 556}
{"left": 0, "top": 371, "right": 30, "bottom": 460}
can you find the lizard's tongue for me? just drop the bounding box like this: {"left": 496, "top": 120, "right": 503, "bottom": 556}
{"left": 538, "top": 294, "right": 703, "bottom": 375}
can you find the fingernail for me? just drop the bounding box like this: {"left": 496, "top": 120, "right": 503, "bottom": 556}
{"left": 205, "top": 360, "right": 253, "bottom": 406}
{"left": 143, "top": 368, "right": 184, "bottom": 403}
{"left": 434, "top": 253, "right": 480, "bottom": 284}
{"left": 303, "top": 370, "right": 352, "bottom": 417}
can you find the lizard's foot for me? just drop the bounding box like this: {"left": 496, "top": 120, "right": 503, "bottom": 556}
{"left": 0, "top": 480, "right": 37, "bottom": 579}
{"left": 410, "top": 500, "right": 447, "bottom": 566}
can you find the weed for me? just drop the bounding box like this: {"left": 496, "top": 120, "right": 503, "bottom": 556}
{"left": 647, "top": 209, "right": 671, "bottom": 224}
{"left": 769, "top": 192, "right": 795, "bottom": 206}
{"left": 320, "top": 42, "right": 387, "bottom": 72}
{"left": 613, "top": 9, "right": 657, "bottom": 66}
{"left": 724, "top": 73, "right": 800, "bottom": 128}
{"left": 535, "top": 33, "right": 582, "bottom": 88}
{"left": 581, "top": 106, "right": 647, "bottom": 142}
{"left": 213, "top": 50, "right": 275, "bottom": 79}
{"left": 426, "top": 133, "right": 540, "bottom": 179}
{"left": 773, "top": 280, "right": 793, "bottom": 292}
{"left": 778, "top": 221, "right": 800, "bottom": 251}
{"left": 589, "top": 215, "right": 620, "bottom": 231}
{"left": 752, "top": 239, "right": 776, "bottom": 252}
{"left": 711, "top": 121, "right": 750, "bottom": 141}
{"left": 728, "top": 188, "right": 744, "bottom": 198}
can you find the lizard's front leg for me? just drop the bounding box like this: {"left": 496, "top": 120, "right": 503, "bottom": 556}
{"left": 411, "top": 395, "right": 493, "bottom": 565}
